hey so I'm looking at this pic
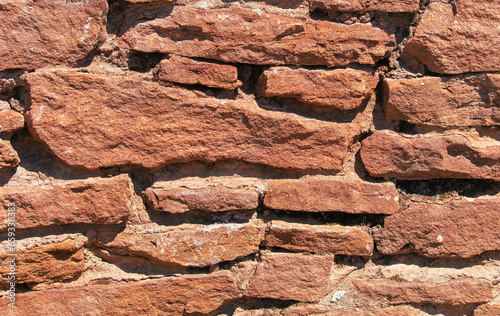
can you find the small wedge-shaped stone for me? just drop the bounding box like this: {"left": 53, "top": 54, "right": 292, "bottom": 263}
{"left": 0, "top": 239, "right": 84, "bottom": 285}
{"left": 0, "top": 271, "right": 241, "bottom": 315}
{"left": 263, "top": 177, "right": 399, "bottom": 214}
{"left": 404, "top": 0, "right": 500, "bottom": 74}
{"left": 353, "top": 279, "right": 493, "bottom": 305}
{"left": 157, "top": 55, "right": 241, "bottom": 90}
{"left": 97, "top": 223, "right": 265, "bottom": 267}
{"left": 360, "top": 131, "right": 500, "bottom": 180}
{"left": 0, "top": 0, "right": 107, "bottom": 71}
{"left": 245, "top": 252, "right": 335, "bottom": 302}
{"left": 0, "top": 141, "right": 19, "bottom": 172}
{"left": 312, "top": 0, "right": 420, "bottom": 12}
{"left": 384, "top": 75, "right": 500, "bottom": 127}
{"left": 25, "top": 70, "right": 361, "bottom": 171}
{"left": 144, "top": 186, "right": 259, "bottom": 213}
{"left": 258, "top": 67, "right": 379, "bottom": 109}
{"left": 0, "top": 174, "right": 132, "bottom": 231}
{"left": 265, "top": 220, "right": 374, "bottom": 256}
{"left": 119, "top": 7, "right": 395, "bottom": 67}
{"left": 375, "top": 196, "right": 500, "bottom": 258}
{"left": 0, "top": 111, "right": 24, "bottom": 134}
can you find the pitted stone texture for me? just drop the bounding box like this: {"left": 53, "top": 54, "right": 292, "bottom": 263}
{"left": 474, "top": 305, "right": 500, "bottom": 316}
{"left": 0, "top": 0, "right": 107, "bottom": 71}
{"left": 375, "top": 196, "right": 500, "bottom": 258}
{"left": 263, "top": 177, "right": 399, "bottom": 214}
{"left": 144, "top": 185, "right": 259, "bottom": 213}
{"left": 360, "top": 131, "right": 500, "bottom": 180}
{"left": 245, "top": 252, "right": 335, "bottom": 302}
{"left": 0, "top": 141, "right": 19, "bottom": 172}
{"left": 384, "top": 75, "right": 500, "bottom": 127}
{"left": 26, "top": 70, "right": 362, "bottom": 171}
{"left": 0, "top": 111, "right": 24, "bottom": 134}
{"left": 0, "top": 239, "right": 84, "bottom": 285}
{"left": 404, "top": 0, "right": 500, "bottom": 74}
{"left": 0, "top": 174, "right": 132, "bottom": 231}
{"left": 157, "top": 55, "right": 241, "bottom": 90}
{"left": 258, "top": 67, "right": 379, "bottom": 109}
{"left": 265, "top": 220, "right": 374, "bottom": 256}
{"left": 353, "top": 279, "right": 493, "bottom": 305}
{"left": 0, "top": 271, "right": 241, "bottom": 315}
{"left": 119, "top": 7, "right": 395, "bottom": 67}
{"left": 96, "top": 223, "right": 265, "bottom": 267}
{"left": 282, "top": 305, "right": 430, "bottom": 316}
{"left": 312, "top": 0, "right": 420, "bottom": 12}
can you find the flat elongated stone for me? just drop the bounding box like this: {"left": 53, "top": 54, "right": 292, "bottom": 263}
{"left": 119, "top": 7, "right": 395, "bottom": 67}
{"left": 144, "top": 186, "right": 259, "bottom": 213}
{"left": 360, "top": 131, "right": 500, "bottom": 180}
{"left": 0, "top": 141, "right": 19, "bottom": 172}
{"left": 157, "top": 55, "right": 241, "bottom": 90}
{"left": 263, "top": 177, "right": 399, "bottom": 214}
{"left": 0, "top": 111, "right": 24, "bottom": 133}
{"left": 281, "top": 305, "right": 430, "bottom": 316}
{"left": 0, "top": 271, "right": 241, "bottom": 315}
{"left": 384, "top": 75, "right": 500, "bottom": 127}
{"left": 265, "top": 220, "right": 374, "bottom": 256}
{"left": 474, "top": 305, "right": 500, "bottom": 316}
{"left": 312, "top": 0, "right": 420, "bottom": 12}
{"left": 258, "top": 67, "right": 379, "bottom": 109}
{"left": 26, "top": 70, "right": 361, "bottom": 171}
{"left": 375, "top": 196, "right": 500, "bottom": 258}
{"left": 403, "top": 1, "right": 500, "bottom": 74}
{"left": 97, "top": 223, "right": 265, "bottom": 267}
{"left": 353, "top": 279, "right": 493, "bottom": 305}
{"left": 0, "top": 240, "right": 84, "bottom": 285}
{"left": 0, "top": 174, "right": 132, "bottom": 231}
{"left": 0, "top": 0, "right": 107, "bottom": 71}
{"left": 245, "top": 253, "right": 335, "bottom": 302}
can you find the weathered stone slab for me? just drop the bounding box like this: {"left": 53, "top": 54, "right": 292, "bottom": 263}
{"left": 263, "top": 177, "right": 399, "bottom": 214}
{"left": 0, "top": 111, "right": 24, "bottom": 134}
{"left": 97, "top": 223, "right": 265, "bottom": 267}
{"left": 384, "top": 75, "right": 500, "bottom": 127}
{"left": 404, "top": 0, "right": 500, "bottom": 74}
{"left": 375, "top": 196, "right": 500, "bottom": 258}
{"left": 0, "top": 0, "right": 107, "bottom": 71}
{"left": 0, "top": 141, "right": 19, "bottom": 172}
{"left": 119, "top": 7, "right": 395, "bottom": 67}
{"left": 312, "top": 0, "right": 420, "bottom": 12}
{"left": 360, "top": 131, "right": 500, "bottom": 180}
{"left": 0, "top": 174, "right": 132, "bottom": 231}
{"left": 26, "top": 70, "right": 362, "bottom": 171}
{"left": 265, "top": 220, "right": 374, "bottom": 256}
{"left": 245, "top": 252, "right": 335, "bottom": 302}
{"left": 258, "top": 67, "right": 379, "bottom": 109}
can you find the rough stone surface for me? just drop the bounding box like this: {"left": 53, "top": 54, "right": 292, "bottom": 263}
{"left": 245, "top": 252, "right": 335, "bottom": 302}
{"left": 0, "top": 111, "right": 24, "bottom": 134}
{"left": 281, "top": 305, "right": 430, "bottom": 316}
{"left": 0, "top": 239, "right": 84, "bottom": 285}
{"left": 119, "top": 7, "right": 396, "bottom": 67}
{"left": 353, "top": 279, "right": 493, "bottom": 305}
{"left": 144, "top": 185, "right": 259, "bottom": 213}
{"left": 26, "top": 69, "right": 362, "bottom": 171}
{"left": 263, "top": 177, "right": 399, "bottom": 214}
{"left": 0, "top": 0, "right": 107, "bottom": 71}
{"left": 97, "top": 223, "right": 265, "bottom": 267}
{"left": 360, "top": 131, "right": 500, "bottom": 180}
{"left": 375, "top": 196, "right": 500, "bottom": 258}
{"left": 384, "top": 75, "right": 500, "bottom": 127}
{"left": 264, "top": 220, "right": 374, "bottom": 256}
{"left": 312, "top": 0, "right": 420, "bottom": 12}
{"left": 404, "top": 0, "right": 500, "bottom": 74}
{"left": 258, "top": 67, "right": 379, "bottom": 109}
{"left": 0, "top": 271, "right": 241, "bottom": 315}
{"left": 157, "top": 55, "right": 241, "bottom": 90}
{"left": 474, "top": 305, "right": 500, "bottom": 316}
{"left": 0, "top": 174, "right": 132, "bottom": 231}
{"left": 0, "top": 141, "right": 19, "bottom": 172}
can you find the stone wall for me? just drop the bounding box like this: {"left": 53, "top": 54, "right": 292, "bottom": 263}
{"left": 0, "top": 0, "right": 499, "bottom": 315}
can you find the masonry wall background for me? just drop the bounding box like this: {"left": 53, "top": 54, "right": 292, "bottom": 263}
{"left": 0, "top": 0, "right": 499, "bottom": 315}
